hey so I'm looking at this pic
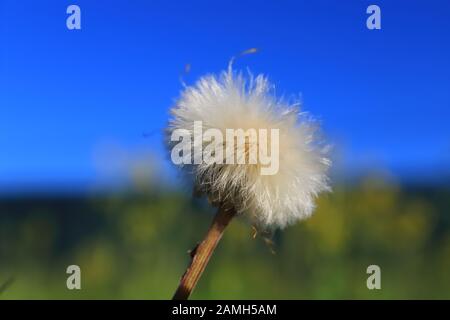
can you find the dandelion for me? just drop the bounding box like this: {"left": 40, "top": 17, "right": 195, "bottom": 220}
{"left": 167, "top": 60, "right": 331, "bottom": 299}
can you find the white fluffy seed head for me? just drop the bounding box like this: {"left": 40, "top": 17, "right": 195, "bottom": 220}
{"left": 166, "top": 67, "right": 331, "bottom": 230}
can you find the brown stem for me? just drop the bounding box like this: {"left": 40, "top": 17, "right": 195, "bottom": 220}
{"left": 172, "top": 205, "right": 236, "bottom": 300}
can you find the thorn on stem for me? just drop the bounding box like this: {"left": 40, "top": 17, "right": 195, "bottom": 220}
{"left": 188, "top": 243, "right": 200, "bottom": 258}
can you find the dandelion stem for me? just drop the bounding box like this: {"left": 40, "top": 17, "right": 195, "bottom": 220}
{"left": 172, "top": 205, "right": 236, "bottom": 300}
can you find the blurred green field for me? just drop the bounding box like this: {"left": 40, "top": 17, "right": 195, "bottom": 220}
{"left": 1, "top": 176, "right": 449, "bottom": 299}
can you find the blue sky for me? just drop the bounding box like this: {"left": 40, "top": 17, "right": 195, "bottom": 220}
{"left": 1, "top": 0, "right": 450, "bottom": 191}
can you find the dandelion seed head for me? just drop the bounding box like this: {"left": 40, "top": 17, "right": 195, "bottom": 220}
{"left": 167, "top": 67, "right": 331, "bottom": 229}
